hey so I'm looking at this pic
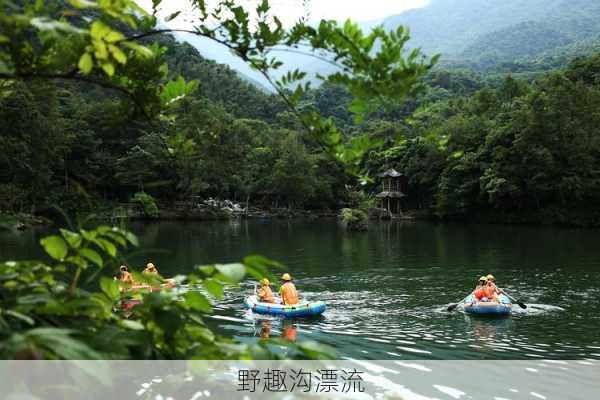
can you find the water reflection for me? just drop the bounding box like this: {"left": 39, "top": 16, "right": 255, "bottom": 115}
{"left": 256, "top": 318, "right": 298, "bottom": 342}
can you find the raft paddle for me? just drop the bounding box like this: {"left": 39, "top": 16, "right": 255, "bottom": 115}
{"left": 447, "top": 295, "right": 470, "bottom": 312}
{"left": 499, "top": 289, "right": 527, "bottom": 309}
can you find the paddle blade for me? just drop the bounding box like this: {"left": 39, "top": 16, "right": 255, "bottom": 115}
{"left": 447, "top": 303, "right": 459, "bottom": 312}
{"left": 517, "top": 302, "right": 527, "bottom": 309}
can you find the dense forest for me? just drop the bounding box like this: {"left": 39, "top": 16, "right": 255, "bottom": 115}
{"left": 0, "top": 35, "right": 350, "bottom": 216}
{"left": 2, "top": 1, "right": 600, "bottom": 227}
{"left": 363, "top": 56, "right": 600, "bottom": 226}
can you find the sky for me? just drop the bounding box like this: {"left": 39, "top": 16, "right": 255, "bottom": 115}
{"left": 137, "top": 0, "right": 430, "bottom": 27}
{"left": 305, "top": 0, "right": 429, "bottom": 22}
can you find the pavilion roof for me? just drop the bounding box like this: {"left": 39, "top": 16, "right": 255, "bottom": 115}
{"left": 377, "top": 168, "right": 403, "bottom": 178}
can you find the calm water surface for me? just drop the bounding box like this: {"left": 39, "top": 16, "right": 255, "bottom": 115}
{"left": 2, "top": 220, "right": 600, "bottom": 360}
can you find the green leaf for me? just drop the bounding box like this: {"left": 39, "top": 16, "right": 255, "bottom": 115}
{"left": 257, "top": 0, "right": 269, "bottom": 15}
{"left": 80, "top": 248, "right": 103, "bottom": 267}
{"left": 3, "top": 310, "right": 34, "bottom": 326}
{"left": 105, "top": 31, "right": 125, "bottom": 43}
{"left": 124, "top": 231, "right": 139, "bottom": 247}
{"left": 66, "top": 255, "right": 87, "bottom": 268}
{"left": 215, "top": 263, "right": 246, "bottom": 283}
{"left": 197, "top": 265, "right": 215, "bottom": 276}
{"left": 94, "top": 238, "right": 117, "bottom": 257}
{"left": 68, "top": 0, "right": 97, "bottom": 8}
{"left": 40, "top": 236, "right": 68, "bottom": 261}
{"left": 90, "top": 21, "right": 111, "bottom": 40}
{"left": 244, "top": 255, "right": 283, "bottom": 270}
{"left": 100, "top": 62, "right": 115, "bottom": 76}
{"left": 122, "top": 41, "right": 154, "bottom": 58}
{"left": 78, "top": 53, "right": 93, "bottom": 74}
{"left": 203, "top": 279, "right": 224, "bottom": 299}
{"left": 118, "top": 320, "right": 145, "bottom": 331}
{"left": 96, "top": 226, "right": 112, "bottom": 234}
{"left": 165, "top": 11, "right": 181, "bottom": 22}
{"left": 26, "top": 328, "right": 102, "bottom": 359}
{"left": 30, "top": 17, "right": 85, "bottom": 34}
{"left": 100, "top": 277, "right": 120, "bottom": 301}
{"left": 94, "top": 41, "right": 109, "bottom": 60}
{"left": 101, "top": 231, "right": 127, "bottom": 247}
{"left": 80, "top": 229, "right": 97, "bottom": 242}
{"left": 108, "top": 44, "right": 127, "bottom": 64}
{"left": 60, "top": 229, "right": 82, "bottom": 249}
{"left": 184, "top": 291, "right": 212, "bottom": 313}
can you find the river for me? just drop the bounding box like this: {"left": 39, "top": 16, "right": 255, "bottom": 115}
{"left": 2, "top": 220, "right": 600, "bottom": 360}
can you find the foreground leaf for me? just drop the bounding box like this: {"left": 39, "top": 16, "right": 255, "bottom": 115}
{"left": 40, "top": 236, "right": 68, "bottom": 261}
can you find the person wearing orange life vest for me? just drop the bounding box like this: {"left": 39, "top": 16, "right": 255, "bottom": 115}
{"left": 473, "top": 276, "right": 488, "bottom": 301}
{"left": 119, "top": 265, "right": 134, "bottom": 284}
{"left": 257, "top": 278, "right": 276, "bottom": 303}
{"left": 143, "top": 262, "right": 177, "bottom": 289}
{"left": 484, "top": 274, "right": 501, "bottom": 302}
{"left": 279, "top": 273, "right": 299, "bottom": 305}
{"left": 143, "top": 262, "right": 158, "bottom": 275}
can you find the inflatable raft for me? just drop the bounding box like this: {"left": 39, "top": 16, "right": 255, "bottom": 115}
{"left": 120, "top": 280, "right": 178, "bottom": 311}
{"left": 244, "top": 295, "right": 326, "bottom": 318}
{"left": 120, "top": 280, "right": 177, "bottom": 293}
{"left": 464, "top": 294, "right": 512, "bottom": 316}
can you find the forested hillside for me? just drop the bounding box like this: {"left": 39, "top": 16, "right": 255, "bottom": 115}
{"left": 0, "top": 34, "right": 348, "bottom": 217}
{"left": 382, "top": 0, "right": 600, "bottom": 71}
{"left": 302, "top": 52, "right": 600, "bottom": 226}
{"left": 4, "top": 33, "right": 600, "bottom": 226}
{"left": 204, "top": 0, "right": 600, "bottom": 89}
{"left": 360, "top": 55, "right": 600, "bottom": 226}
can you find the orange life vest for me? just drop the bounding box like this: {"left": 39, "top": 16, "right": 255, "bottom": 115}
{"left": 484, "top": 282, "right": 497, "bottom": 299}
{"left": 280, "top": 282, "right": 299, "bottom": 305}
{"left": 258, "top": 285, "right": 276, "bottom": 303}
{"left": 143, "top": 268, "right": 158, "bottom": 275}
{"left": 120, "top": 271, "right": 133, "bottom": 284}
{"left": 474, "top": 288, "right": 486, "bottom": 300}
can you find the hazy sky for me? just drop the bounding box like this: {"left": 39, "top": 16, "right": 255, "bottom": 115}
{"left": 138, "top": 0, "right": 429, "bottom": 27}
{"left": 291, "top": 0, "right": 429, "bottom": 22}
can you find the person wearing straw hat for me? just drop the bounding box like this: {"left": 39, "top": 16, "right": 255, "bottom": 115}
{"left": 473, "top": 276, "right": 488, "bottom": 301}
{"left": 257, "top": 278, "right": 276, "bottom": 303}
{"left": 279, "top": 273, "right": 299, "bottom": 305}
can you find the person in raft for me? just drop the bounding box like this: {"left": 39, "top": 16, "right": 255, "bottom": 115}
{"left": 279, "top": 273, "right": 299, "bottom": 305}
{"left": 473, "top": 274, "right": 501, "bottom": 302}
{"left": 143, "top": 262, "right": 176, "bottom": 288}
{"left": 257, "top": 278, "right": 276, "bottom": 304}
{"left": 472, "top": 276, "right": 489, "bottom": 301}
{"left": 119, "top": 265, "right": 134, "bottom": 284}
{"left": 474, "top": 276, "right": 488, "bottom": 291}
{"left": 485, "top": 274, "right": 502, "bottom": 300}
{"left": 143, "top": 262, "right": 158, "bottom": 274}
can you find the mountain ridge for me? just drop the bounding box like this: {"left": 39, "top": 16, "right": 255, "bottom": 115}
{"left": 175, "top": 0, "right": 600, "bottom": 86}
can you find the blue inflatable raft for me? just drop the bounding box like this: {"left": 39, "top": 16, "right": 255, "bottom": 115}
{"left": 464, "top": 294, "right": 512, "bottom": 316}
{"left": 244, "top": 295, "right": 326, "bottom": 318}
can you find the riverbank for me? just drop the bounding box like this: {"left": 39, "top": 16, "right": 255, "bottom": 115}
{"left": 127, "top": 206, "right": 341, "bottom": 221}
{"left": 0, "top": 213, "right": 52, "bottom": 231}
{"left": 5, "top": 201, "right": 599, "bottom": 231}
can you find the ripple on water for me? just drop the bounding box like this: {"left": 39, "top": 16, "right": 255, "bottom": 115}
{"left": 215, "top": 267, "right": 597, "bottom": 360}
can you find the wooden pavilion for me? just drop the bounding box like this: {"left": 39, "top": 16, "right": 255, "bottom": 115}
{"left": 376, "top": 168, "right": 406, "bottom": 216}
